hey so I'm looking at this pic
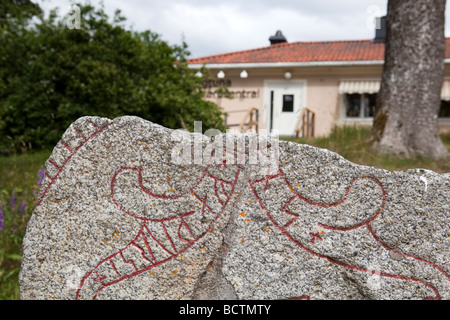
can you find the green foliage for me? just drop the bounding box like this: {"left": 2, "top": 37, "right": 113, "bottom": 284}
{"left": 0, "top": 3, "right": 225, "bottom": 152}
{"left": 0, "top": 148, "right": 50, "bottom": 300}
{"left": 0, "top": 199, "right": 27, "bottom": 300}
{"left": 0, "top": 0, "right": 42, "bottom": 27}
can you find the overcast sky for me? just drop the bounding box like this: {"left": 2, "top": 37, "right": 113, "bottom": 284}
{"left": 35, "top": 0, "right": 450, "bottom": 58}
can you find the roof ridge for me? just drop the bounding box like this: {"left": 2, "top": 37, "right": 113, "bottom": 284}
{"left": 187, "top": 37, "right": 450, "bottom": 65}
{"left": 188, "top": 44, "right": 276, "bottom": 62}
{"left": 187, "top": 39, "right": 380, "bottom": 62}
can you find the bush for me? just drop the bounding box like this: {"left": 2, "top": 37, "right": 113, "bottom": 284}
{"left": 0, "top": 3, "right": 225, "bottom": 153}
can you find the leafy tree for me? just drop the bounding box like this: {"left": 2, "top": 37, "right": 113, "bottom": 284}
{"left": 370, "top": 0, "right": 448, "bottom": 159}
{"left": 0, "top": 3, "right": 225, "bottom": 152}
{"left": 0, "top": 0, "right": 41, "bottom": 27}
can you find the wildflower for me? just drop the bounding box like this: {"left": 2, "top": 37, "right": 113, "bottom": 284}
{"left": 19, "top": 201, "right": 26, "bottom": 214}
{"left": 37, "top": 169, "right": 45, "bottom": 185}
{"left": 0, "top": 205, "right": 4, "bottom": 231}
{"left": 10, "top": 192, "right": 16, "bottom": 208}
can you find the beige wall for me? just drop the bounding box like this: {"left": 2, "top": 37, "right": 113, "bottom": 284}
{"left": 202, "top": 65, "right": 450, "bottom": 136}
{"left": 204, "top": 75, "right": 265, "bottom": 132}
{"left": 303, "top": 76, "right": 341, "bottom": 136}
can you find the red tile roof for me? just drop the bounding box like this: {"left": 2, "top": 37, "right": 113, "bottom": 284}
{"left": 188, "top": 39, "right": 450, "bottom": 65}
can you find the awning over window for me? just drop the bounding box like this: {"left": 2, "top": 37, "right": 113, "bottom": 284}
{"left": 441, "top": 81, "right": 450, "bottom": 101}
{"left": 340, "top": 80, "right": 450, "bottom": 100}
{"left": 338, "top": 80, "right": 380, "bottom": 94}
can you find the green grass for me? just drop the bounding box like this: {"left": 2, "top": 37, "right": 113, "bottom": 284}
{"left": 0, "top": 148, "right": 52, "bottom": 300}
{"left": 283, "top": 126, "right": 450, "bottom": 174}
{"left": 0, "top": 127, "right": 449, "bottom": 300}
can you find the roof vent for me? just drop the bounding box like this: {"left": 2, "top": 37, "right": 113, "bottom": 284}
{"left": 372, "top": 16, "right": 386, "bottom": 43}
{"left": 269, "top": 30, "right": 287, "bottom": 45}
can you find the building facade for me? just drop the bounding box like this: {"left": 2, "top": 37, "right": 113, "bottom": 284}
{"left": 187, "top": 29, "right": 450, "bottom": 137}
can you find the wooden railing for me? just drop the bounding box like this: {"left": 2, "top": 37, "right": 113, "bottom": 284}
{"left": 225, "top": 108, "right": 259, "bottom": 132}
{"left": 294, "top": 108, "right": 315, "bottom": 138}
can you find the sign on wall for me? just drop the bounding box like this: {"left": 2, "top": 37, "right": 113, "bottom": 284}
{"left": 203, "top": 79, "right": 260, "bottom": 99}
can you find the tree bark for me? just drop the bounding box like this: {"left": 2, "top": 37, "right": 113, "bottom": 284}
{"left": 371, "top": 0, "right": 448, "bottom": 159}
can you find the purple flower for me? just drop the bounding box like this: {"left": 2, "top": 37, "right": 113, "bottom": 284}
{"left": 19, "top": 201, "right": 26, "bottom": 214}
{"left": 37, "top": 169, "right": 45, "bottom": 185}
{"left": 0, "top": 205, "right": 4, "bottom": 231}
{"left": 10, "top": 192, "right": 16, "bottom": 208}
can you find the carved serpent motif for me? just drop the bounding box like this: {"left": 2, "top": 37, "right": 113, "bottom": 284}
{"left": 36, "top": 118, "right": 449, "bottom": 300}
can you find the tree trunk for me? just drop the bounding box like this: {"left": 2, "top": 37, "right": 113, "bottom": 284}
{"left": 371, "top": 0, "right": 448, "bottom": 159}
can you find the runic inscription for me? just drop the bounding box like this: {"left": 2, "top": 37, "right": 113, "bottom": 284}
{"left": 20, "top": 116, "right": 450, "bottom": 300}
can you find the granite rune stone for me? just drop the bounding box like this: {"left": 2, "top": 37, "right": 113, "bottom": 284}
{"left": 20, "top": 116, "right": 450, "bottom": 300}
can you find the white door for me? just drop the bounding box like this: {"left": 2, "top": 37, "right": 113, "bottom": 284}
{"left": 265, "top": 81, "right": 305, "bottom": 137}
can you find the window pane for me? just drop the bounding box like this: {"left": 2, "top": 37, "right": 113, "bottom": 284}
{"left": 439, "top": 100, "right": 450, "bottom": 117}
{"left": 364, "top": 94, "right": 377, "bottom": 117}
{"left": 282, "top": 94, "right": 294, "bottom": 112}
{"left": 345, "top": 94, "right": 361, "bottom": 117}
